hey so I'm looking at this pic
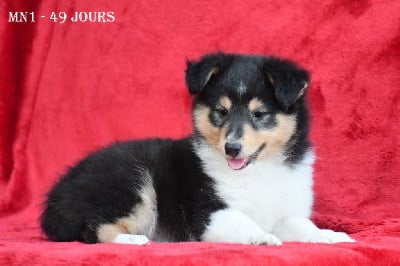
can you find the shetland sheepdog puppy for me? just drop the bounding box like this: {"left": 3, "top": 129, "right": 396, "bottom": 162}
{"left": 41, "top": 52, "right": 354, "bottom": 245}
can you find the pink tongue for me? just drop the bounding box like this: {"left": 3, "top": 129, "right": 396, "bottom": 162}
{"left": 227, "top": 158, "right": 247, "bottom": 170}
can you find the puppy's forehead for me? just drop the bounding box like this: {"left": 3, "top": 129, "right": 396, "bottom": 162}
{"left": 222, "top": 58, "right": 266, "bottom": 96}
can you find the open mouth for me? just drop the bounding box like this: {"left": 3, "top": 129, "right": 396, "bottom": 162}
{"left": 227, "top": 158, "right": 249, "bottom": 170}
{"left": 226, "top": 143, "right": 266, "bottom": 170}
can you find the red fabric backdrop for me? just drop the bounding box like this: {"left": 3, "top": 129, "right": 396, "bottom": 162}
{"left": 1, "top": 0, "right": 400, "bottom": 265}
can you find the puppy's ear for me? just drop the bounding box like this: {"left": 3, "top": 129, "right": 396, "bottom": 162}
{"left": 185, "top": 53, "right": 225, "bottom": 95}
{"left": 265, "top": 57, "right": 310, "bottom": 110}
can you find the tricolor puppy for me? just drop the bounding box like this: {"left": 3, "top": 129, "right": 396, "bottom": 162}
{"left": 41, "top": 52, "right": 354, "bottom": 245}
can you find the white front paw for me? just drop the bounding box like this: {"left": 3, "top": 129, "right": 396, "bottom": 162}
{"left": 273, "top": 217, "right": 356, "bottom": 244}
{"left": 249, "top": 233, "right": 282, "bottom": 246}
{"left": 202, "top": 209, "right": 283, "bottom": 245}
{"left": 304, "top": 229, "right": 355, "bottom": 244}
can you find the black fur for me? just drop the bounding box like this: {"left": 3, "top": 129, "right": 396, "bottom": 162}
{"left": 41, "top": 52, "right": 311, "bottom": 243}
{"left": 41, "top": 139, "right": 225, "bottom": 242}
{"left": 186, "top": 52, "right": 228, "bottom": 95}
{"left": 264, "top": 56, "right": 310, "bottom": 111}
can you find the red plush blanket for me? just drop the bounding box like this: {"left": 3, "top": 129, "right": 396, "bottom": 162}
{"left": 1, "top": 0, "right": 400, "bottom": 265}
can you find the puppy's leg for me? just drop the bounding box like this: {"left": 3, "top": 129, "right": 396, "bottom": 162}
{"left": 273, "top": 217, "right": 355, "bottom": 243}
{"left": 97, "top": 176, "right": 156, "bottom": 245}
{"left": 201, "top": 209, "right": 282, "bottom": 245}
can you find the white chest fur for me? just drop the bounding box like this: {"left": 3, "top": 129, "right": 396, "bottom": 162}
{"left": 196, "top": 145, "right": 315, "bottom": 233}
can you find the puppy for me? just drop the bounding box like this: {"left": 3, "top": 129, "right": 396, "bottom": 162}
{"left": 41, "top": 52, "right": 354, "bottom": 245}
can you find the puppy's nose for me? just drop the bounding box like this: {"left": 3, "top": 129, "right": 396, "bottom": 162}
{"left": 225, "top": 142, "right": 241, "bottom": 157}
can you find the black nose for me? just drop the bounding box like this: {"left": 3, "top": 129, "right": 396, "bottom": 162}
{"left": 225, "top": 142, "right": 241, "bottom": 157}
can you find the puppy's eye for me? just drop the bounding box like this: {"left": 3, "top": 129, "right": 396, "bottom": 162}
{"left": 215, "top": 108, "right": 228, "bottom": 117}
{"left": 253, "top": 111, "right": 267, "bottom": 119}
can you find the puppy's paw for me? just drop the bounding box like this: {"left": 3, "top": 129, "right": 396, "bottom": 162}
{"left": 202, "top": 209, "right": 283, "bottom": 245}
{"left": 273, "top": 217, "right": 355, "bottom": 244}
{"left": 111, "top": 234, "right": 150, "bottom": 245}
{"left": 304, "top": 229, "right": 355, "bottom": 244}
{"left": 249, "top": 233, "right": 282, "bottom": 246}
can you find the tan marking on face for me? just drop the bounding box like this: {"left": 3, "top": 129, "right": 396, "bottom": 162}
{"left": 219, "top": 96, "right": 232, "bottom": 111}
{"left": 248, "top": 98, "right": 264, "bottom": 113}
{"left": 241, "top": 114, "right": 297, "bottom": 159}
{"left": 194, "top": 106, "right": 220, "bottom": 145}
{"left": 97, "top": 179, "right": 157, "bottom": 243}
{"left": 193, "top": 105, "right": 227, "bottom": 153}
